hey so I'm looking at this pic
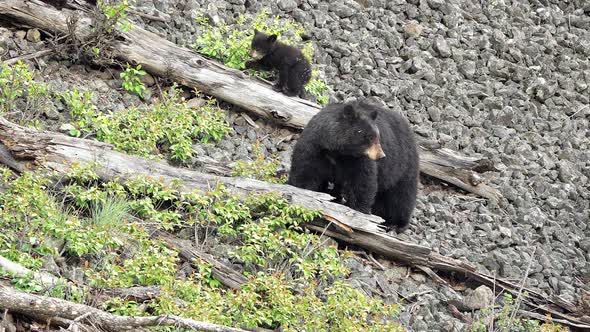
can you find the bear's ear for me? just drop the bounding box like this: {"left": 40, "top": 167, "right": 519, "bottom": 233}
{"left": 268, "top": 34, "right": 278, "bottom": 43}
{"left": 341, "top": 104, "right": 357, "bottom": 120}
{"left": 369, "top": 109, "right": 378, "bottom": 120}
{"left": 254, "top": 29, "right": 259, "bottom": 35}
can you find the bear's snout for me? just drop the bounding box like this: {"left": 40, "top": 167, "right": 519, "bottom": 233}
{"left": 250, "top": 50, "right": 263, "bottom": 59}
{"left": 365, "top": 143, "right": 386, "bottom": 160}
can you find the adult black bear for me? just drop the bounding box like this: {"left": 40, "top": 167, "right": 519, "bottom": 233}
{"left": 288, "top": 98, "right": 419, "bottom": 230}
{"left": 245, "top": 30, "right": 312, "bottom": 97}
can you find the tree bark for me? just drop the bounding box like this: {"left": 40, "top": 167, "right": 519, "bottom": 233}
{"left": 0, "top": 286, "right": 250, "bottom": 332}
{"left": 99, "top": 286, "right": 162, "bottom": 303}
{"left": 0, "top": 118, "right": 586, "bottom": 329}
{"left": 0, "top": 0, "right": 502, "bottom": 202}
{"left": 153, "top": 229, "right": 248, "bottom": 289}
{"left": 0, "top": 255, "right": 61, "bottom": 287}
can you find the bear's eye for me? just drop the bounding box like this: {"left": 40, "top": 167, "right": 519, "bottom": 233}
{"left": 357, "top": 130, "right": 363, "bottom": 134}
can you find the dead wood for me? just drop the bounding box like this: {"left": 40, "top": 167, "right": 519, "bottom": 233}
{"left": 0, "top": 0, "right": 502, "bottom": 202}
{"left": 0, "top": 117, "right": 385, "bottom": 234}
{"left": 0, "top": 286, "right": 250, "bottom": 332}
{"left": 0, "top": 118, "right": 586, "bottom": 329}
{"left": 3, "top": 49, "right": 55, "bottom": 65}
{"left": 0, "top": 255, "right": 62, "bottom": 287}
{"left": 99, "top": 286, "right": 162, "bottom": 303}
{"left": 153, "top": 230, "right": 248, "bottom": 289}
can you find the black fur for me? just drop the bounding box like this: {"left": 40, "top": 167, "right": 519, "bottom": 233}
{"left": 245, "top": 30, "right": 312, "bottom": 97}
{"left": 288, "top": 98, "right": 419, "bottom": 230}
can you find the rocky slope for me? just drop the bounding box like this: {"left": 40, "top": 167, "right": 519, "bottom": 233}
{"left": 1, "top": 0, "right": 588, "bottom": 330}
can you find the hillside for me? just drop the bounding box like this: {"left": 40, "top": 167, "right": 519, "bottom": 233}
{"left": 0, "top": 0, "right": 588, "bottom": 331}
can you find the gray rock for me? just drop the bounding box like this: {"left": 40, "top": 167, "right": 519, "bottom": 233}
{"left": 277, "top": 0, "right": 297, "bottom": 12}
{"left": 140, "top": 72, "right": 156, "bottom": 87}
{"left": 557, "top": 160, "right": 581, "bottom": 184}
{"left": 433, "top": 36, "right": 451, "bottom": 57}
{"left": 339, "top": 57, "right": 352, "bottom": 74}
{"left": 246, "top": 128, "right": 257, "bottom": 140}
{"left": 44, "top": 105, "right": 60, "bottom": 120}
{"left": 331, "top": 4, "right": 354, "bottom": 18}
{"left": 498, "top": 226, "right": 512, "bottom": 238}
{"left": 14, "top": 30, "right": 26, "bottom": 40}
{"left": 312, "top": 10, "right": 329, "bottom": 27}
{"left": 6, "top": 1, "right": 588, "bottom": 329}
{"left": 450, "top": 285, "right": 494, "bottom": 311}
{"left": 459, "top": 61, "right": 476, "bottom": 78}
{"left": 59, "top": 123, "right": 75, "bottom": 133}
{"left": 26, "top": 28, "right": 41, "bottom": 43}
{"left": 370, "top": 83, "right": 388, "bottom": 96}
{"left": 403, "top": 21, "right": 423, "bottom": 38}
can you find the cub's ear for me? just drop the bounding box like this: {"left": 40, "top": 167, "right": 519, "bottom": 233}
{"left": 341, "top": 104, "right": 357, "bottom": 120}
{"left": 268, "top": 34, "right": 278, "bottom": 43}
{"left": 254, "top": 29, "right": 259, "bottom": 35}
{"left": 370, "top": 109, "right": 378, "bottom": 120}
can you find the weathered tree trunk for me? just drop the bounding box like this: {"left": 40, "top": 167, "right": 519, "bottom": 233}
{"left": 0, "top": 286, "right": 249, "bottom": 332}
{"left": 153, "top": 229, "right": 248, "bottom": 289}
{"left": 0, "top": 255, "right": 61, "bottom": 286}
{"left": 0, "top": 118, "right": 586, "bottom": 329}
{"left": 0, "top": 0, "right": 502, "bottom": 202}
{"left": 99, "top": 286, "right": 163, "bottom": 303}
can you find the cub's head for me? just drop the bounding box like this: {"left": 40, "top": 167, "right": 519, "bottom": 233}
{"left": 331, "top": 103, "right": 385, "bottom": 161}
{"left": 249, "top": 29, "right": 278, "bottom": 59}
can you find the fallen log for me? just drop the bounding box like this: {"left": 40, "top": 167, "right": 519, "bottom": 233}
{"left": 0, "top": 117, "right": 385, "bottom": 234}
{"left": 0, "top": 286, "right": 250, "bottom": 332}
{"left": 125, "top": 215, "right": 248, "bottom": 289}
{"left": 100, "top": 286, "right": 162, "bottom": 303}
{"left": 192, "top": 144, "right": 502, "bottom": 202}
{"left": 153, "top": 229, "right": 248, "bottom": 289}
{"left": 0, "top": 0, "right": 502, "bottom": 202}
{"left": 0, "top": 118, "right": 586, "bottom": 329}
{"left": 0, "top": 255, "right": 62, "bottom": 287}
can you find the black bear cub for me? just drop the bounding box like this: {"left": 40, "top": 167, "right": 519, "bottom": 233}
{"left": 288, "top": 98, "right": 419, "bottom": 230}
{"left": 246, "top": 30, "right": 312, "bottom": 97}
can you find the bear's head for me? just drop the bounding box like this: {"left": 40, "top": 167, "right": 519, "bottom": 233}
{"left": 249, "top": 30, "right": 278, "bottom": 60}
{"left": 329, "top": 103, "right": 385, "bottom": 161}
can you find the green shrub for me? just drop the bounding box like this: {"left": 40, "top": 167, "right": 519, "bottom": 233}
{"left": 232, "top": 142, "right": 286, "bottom": 184}
{"left": 305, "top": 70, "right": 331, "bottom": 105}
{"left": 63, "top": 85, "right": 231, "bottom": 161}
{"left": 0, "top": 61, "right": 50, "bottom": 126}
{"left": 1, "top": 165, "right": 405, "bottom": 331}
{"left": 97, "top": 0, "right": 133, "bottom": 33}
{"left": 89, "top": 236, "right": 179, "bottom": 288}
{"left": 471, "top": 293, "right": 568, "bottom": 332}
{"left": 61, "top": 88, "right": 104, "bottom": 137}
{"left": 0, "top": 170, "right": 122, "bottom": 264}
{"left": 120, "top": 63, "right": 147, "bottom": 97}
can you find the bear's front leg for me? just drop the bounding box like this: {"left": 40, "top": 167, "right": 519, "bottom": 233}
{"left": 245, "top": 60, "right": 260, "bottom": 69}
{"left": 274, "top": 65, "right": 290, "bottom": 92}
{"left": 338, "top": 160, "right": 378, "bottom": 214}
{"left": 246, "top": 58, "right": 273, "bottom": 71}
